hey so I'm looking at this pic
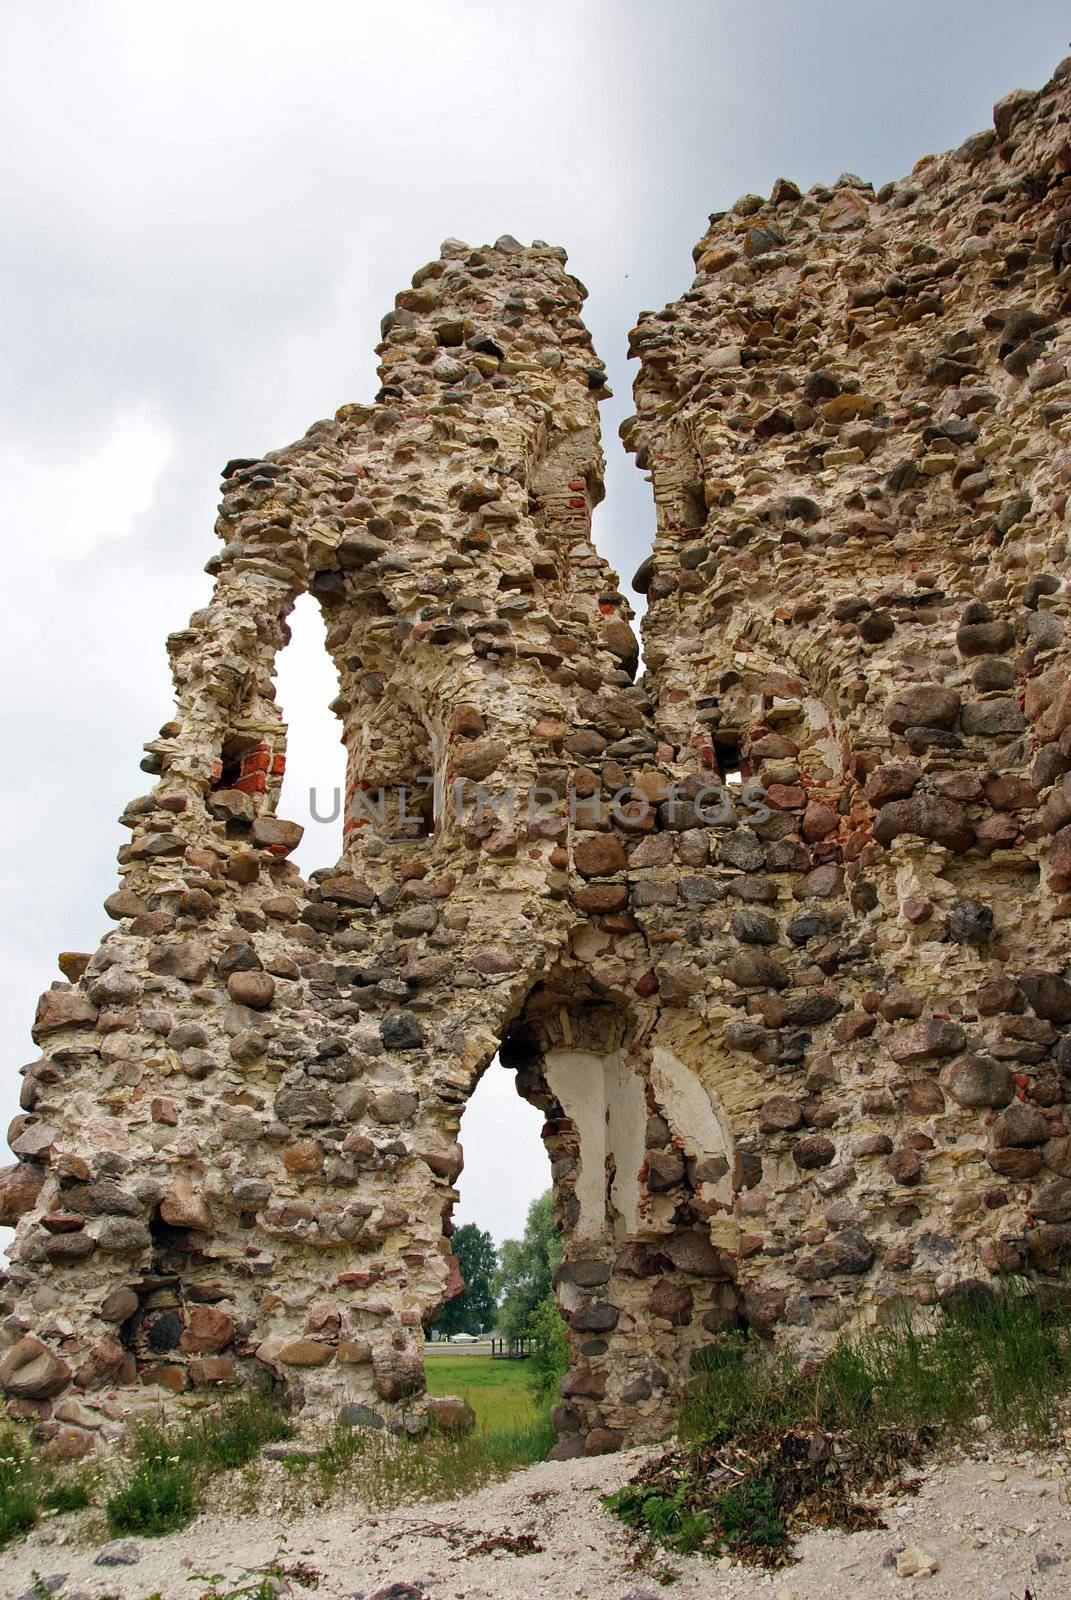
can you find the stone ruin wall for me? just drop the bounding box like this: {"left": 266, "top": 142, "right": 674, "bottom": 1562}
{"left": 2, "top": 58, "right": 1071, "bottom": 1464}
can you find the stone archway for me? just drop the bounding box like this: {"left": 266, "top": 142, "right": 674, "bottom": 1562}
{"left": 493, "top": 975, "right": 742, "bottom": 1455}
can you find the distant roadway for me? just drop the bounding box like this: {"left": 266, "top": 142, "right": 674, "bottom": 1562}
{"left": 423, "top": 1340, "right": 494, "bottom": 1356}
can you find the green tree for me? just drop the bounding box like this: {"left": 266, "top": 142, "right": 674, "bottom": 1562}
{"left": 526, "top": 1292, "right": 570, "bottom": 1401}
{"left": 436, "top": 1223, "right": 498, "bottom": 1338}
{"left": 494, "top": 1190, "right": 563, "bottom": 1343}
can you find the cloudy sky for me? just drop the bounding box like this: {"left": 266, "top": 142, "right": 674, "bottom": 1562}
{"left": 1, "top": 1, "right": 1067, "bottom": 1252}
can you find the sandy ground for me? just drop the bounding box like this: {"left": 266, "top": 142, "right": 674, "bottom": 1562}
{"left": 1, "top": 1444, "right": 1069, "bottom": 1600}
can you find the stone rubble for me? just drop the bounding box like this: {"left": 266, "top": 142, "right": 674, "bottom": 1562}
{"left": 1, "top": 58, "right": 1071, "bottom": 1461}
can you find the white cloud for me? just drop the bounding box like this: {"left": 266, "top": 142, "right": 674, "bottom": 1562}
{"left": 0, "top": 410, "right": 172, "bottom": 561}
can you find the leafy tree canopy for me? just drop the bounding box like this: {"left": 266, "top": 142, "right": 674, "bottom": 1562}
{"left": 493, "top": 1190, "right": 563, "bottom": 1343}
{"left": 526, "top": 1291, "right": 570, "bottom": 1400}
{"left": 436, "top": 1222, "right": 498, "bottom": 1338}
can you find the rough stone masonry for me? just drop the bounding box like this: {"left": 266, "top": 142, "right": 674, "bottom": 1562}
{"left": 3, "top": 57, "right": 1071, "bottom": 1464}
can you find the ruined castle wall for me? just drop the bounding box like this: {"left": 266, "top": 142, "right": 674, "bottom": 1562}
{"left": 3, "top": 58, "right": 1071, "bottom": 1464}
{"left": 624, "top": 58, "right": 1071, "bottom": 1350}
{"left": 0, "top": 235, "right": 740, "bottom": 1460}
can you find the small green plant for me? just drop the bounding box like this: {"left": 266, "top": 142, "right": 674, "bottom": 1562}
{"left": 42, "top": 1474, "right": 93, "bottom": 1513}
{"left": 263, "top": 1554, "right": 322, "bottom": 1589}
{"left": 189, "top": 1575, "right": 278, "bottom": 1600}
{"left": 106, "top": 1450, "right": 197, "bottom": 1538}
{"left": 710, "top": 1478, "right": 786, "bottom": 1554}
{"left": 0, "top": 1422, "right": 41, "bottom": 1548}
{"left": 316, "top": 1417, "right": 367, "bottom": 1482}
{"left": 607, "top": 1283, "right": 1071, "bottom": 1570}
{"left": 605, "top": 1483, "right": 710, "bottom": 1554}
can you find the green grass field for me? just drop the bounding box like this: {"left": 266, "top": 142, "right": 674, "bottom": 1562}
{"left": 423, "top": 1354, "right": 553, "bottom": 1467}
{"left": 424, "top": 1354, "right": 538, "bottom": 1428}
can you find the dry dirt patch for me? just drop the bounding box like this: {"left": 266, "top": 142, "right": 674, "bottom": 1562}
{"left": 0, "top": 1444, "right": 1068, "bottom": 1600}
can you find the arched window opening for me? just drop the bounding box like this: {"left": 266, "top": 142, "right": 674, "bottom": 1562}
{"left": 273, "top": 592, "right": 346, "bottom": 876}
{"left": 450, "top": 1054, "right": 550, "bottom": 1258}
{"left": 424, "top": 980, "right": 745, "bottom": 1456}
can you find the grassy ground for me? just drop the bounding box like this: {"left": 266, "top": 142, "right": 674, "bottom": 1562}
{"left": 0, "top": 1389, "right": 291, "bottom": 1549}
{"left": 0, "top": 1361, "right": 555, "bottom": 1551}
{"left": 424, "top": 1355, "right": 539, "bottom": 1428}
{"left": 606, "top": 1281, "right": 1071, "bottom": 1571}
{"left": 424, "top": 1354, "right": 554, "bottom": 1469}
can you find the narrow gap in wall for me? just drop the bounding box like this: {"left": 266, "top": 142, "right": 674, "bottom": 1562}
{"left": 590, "top": 431, "right": 650, "bottom": 640}
{"left": 715, "top": 734, "right": 745, "bottom": 788}
{"left": 429, "top": 1056, "right": 550, "bottom": 1356}
{"left": 425, "top": 1052, "right": 562, "bottom": 1450}
{"left": 685, "top": 483, "right": 709, "bottom": 530}
{"left": 274, "top": 592, "right": 347, "bottom": 876}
